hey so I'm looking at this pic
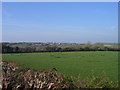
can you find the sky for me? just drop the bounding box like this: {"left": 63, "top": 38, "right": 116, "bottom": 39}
{"left": 2, "top": 2, "right": 118, "bottom": 43}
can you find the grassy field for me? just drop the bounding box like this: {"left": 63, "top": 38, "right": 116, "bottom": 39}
{"left": 2, "top": 51, "right": 118, "bottom": 81}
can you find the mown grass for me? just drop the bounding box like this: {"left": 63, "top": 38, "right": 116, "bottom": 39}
{"left": 2, "top": 51, "right": 118, "bottom": 82}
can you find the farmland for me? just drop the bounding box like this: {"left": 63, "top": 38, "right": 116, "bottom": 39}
{"left": 2, "top": 51, "right": 118, "bottom": 82}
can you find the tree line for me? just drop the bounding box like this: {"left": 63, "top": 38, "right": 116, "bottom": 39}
{"left": 2, "top": 43, "right": 119, "bottom": 53}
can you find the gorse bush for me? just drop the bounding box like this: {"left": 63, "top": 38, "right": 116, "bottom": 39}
{"left": 72, "top": 75, "right": 87, "bottom": 88}
{"left": 85, "top": 76, "right": 118, "bottom": 88}
{"left": 63, "top": 74, "right": 118, "bottom": 89}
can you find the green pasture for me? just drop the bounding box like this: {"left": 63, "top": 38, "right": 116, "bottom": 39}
{"left": 2, "top": 51, "right": 118, "bottom": 81}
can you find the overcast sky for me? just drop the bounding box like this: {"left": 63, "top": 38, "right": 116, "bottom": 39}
{"left": 2, "top": 2, "right": 118, "bottom": 43}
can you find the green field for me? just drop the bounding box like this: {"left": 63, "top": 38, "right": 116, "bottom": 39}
{"left": 2, "top": 51, "right": 118, "bottom": 81}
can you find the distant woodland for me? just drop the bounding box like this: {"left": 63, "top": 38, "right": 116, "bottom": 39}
{"left": 2, "top": 42, "right": 119, "bottom": 53}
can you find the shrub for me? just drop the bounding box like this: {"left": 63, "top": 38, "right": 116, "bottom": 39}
{"left": 85, "top": 74, "right": 118, "bottom": 88}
